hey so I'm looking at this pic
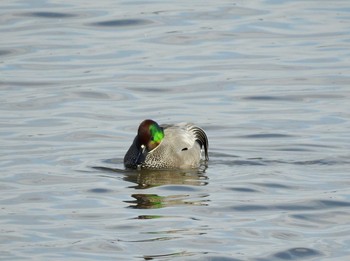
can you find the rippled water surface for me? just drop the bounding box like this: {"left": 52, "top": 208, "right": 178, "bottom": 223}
{"left": 1, "top": 0, "right": 350, "bottom": 260}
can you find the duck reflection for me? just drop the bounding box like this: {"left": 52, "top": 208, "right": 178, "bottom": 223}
{"left": 93, "top": 165, "right": 209, "bottom": 209}
{"left": 124, "top": 169, "right": 209, "bottom": 209}
{"left": 123, "top": 168, "right": 208, "bottom": 189}
{"left": 126, "top": 193, "right": 209, "bottom": 209}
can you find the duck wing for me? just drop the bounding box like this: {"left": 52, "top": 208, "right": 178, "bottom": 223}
{"left": 162, "top": 123, "right": 209, "bottom": 161}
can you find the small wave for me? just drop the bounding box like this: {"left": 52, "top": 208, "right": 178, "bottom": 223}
{"left": 22, "top": 11, "right": 76, "bottom": 18}
{"left": 89, "top": 19, "right": 153, "bottom": 27}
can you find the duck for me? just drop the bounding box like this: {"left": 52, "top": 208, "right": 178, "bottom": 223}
{"left": 124, "top": 119, "right": 209, "bottom": 170}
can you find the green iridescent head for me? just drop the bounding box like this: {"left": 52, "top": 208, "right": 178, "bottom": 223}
{"left": 137, "top": 119, "right": 164, "bottom": 151}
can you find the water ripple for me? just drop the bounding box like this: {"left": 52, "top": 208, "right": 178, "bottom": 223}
{"left": 89, "top": 19, "right": 153, "bottom": 27}
{"left": 22, "top": 11, "right": 76, "bottom": 18}
{"left": 271, "top": 247, "right": 322, "bottom": 260}
{"left": 232, "top": 199, "right": 350, "bottom": 212}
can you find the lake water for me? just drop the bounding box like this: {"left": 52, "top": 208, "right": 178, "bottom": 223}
{"left": 1, "top": 0, "right": 350, "bottom": 260}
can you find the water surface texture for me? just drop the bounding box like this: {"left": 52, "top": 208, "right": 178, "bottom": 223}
{"left": 1, "top": 0, "right": 350, "bottom": 260}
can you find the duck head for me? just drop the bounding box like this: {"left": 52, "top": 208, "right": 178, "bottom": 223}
{"left": 135, "top": 119, "right": 164, "bottom": 165}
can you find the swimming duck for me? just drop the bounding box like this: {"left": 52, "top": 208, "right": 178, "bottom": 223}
{"left": 124, "top": 119, "right": 209, "bottom": 169}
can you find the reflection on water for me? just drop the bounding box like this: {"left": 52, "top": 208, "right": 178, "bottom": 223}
{"left": 126, "top": 193, "right": 209, "bottom": 209}
{"left": 93, "top": 165, "right": 208, "bottom": 189}
{"left": 94, "top": 166, "right": 209, "bottom": 209}
{"left": 123, "top": 169, "right": 208, "bottom": 189}
{"left": 90, "top": 166, "right": 208, "bottom": 208}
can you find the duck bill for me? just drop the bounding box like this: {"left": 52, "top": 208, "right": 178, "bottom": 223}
{"left": 135, "top": 144, "right": 147, "bottom": 167}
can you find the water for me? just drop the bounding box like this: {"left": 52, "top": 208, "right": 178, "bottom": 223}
{"left": 1, "top": 0, "right": 350, "bottom": 260}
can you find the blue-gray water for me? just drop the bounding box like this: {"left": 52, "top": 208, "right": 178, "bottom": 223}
{"left": 1, "top": 1, "right": 350, "bottom": 260}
